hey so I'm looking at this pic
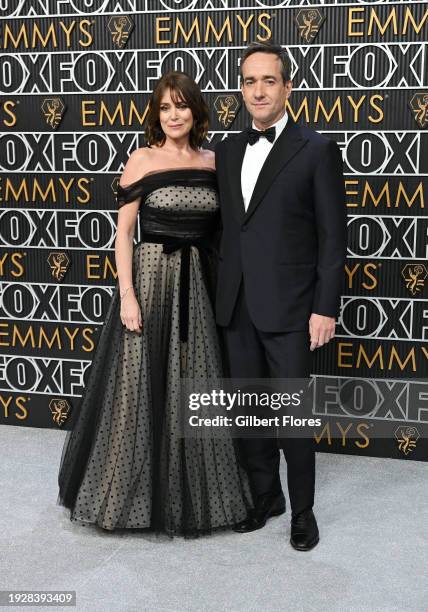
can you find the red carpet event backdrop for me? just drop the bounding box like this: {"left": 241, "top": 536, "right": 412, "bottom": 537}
{"left": 0, "top": 1, "right": 427, "bottom": 460}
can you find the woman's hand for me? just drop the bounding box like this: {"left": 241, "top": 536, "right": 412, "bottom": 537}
{"left": 120, "top": 291, "right": 143, "bottom": 333}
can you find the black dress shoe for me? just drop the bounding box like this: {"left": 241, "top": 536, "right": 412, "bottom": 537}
{"left": 233, "top": 492, "right": 286, "bottom": 533}
{"left": 290, "top": 509, "right": 319, "bottom": 551}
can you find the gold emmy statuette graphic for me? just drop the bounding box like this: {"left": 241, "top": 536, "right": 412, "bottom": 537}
{"left": 394, "top": 425, "right": 420, "bottom": 456}
{"left": 107, "top": 15, "right": 134, "bottom": 48}
{"left": 41, "top": 98, "right": 66, "bottom": 129}
{"left": 47, "top": 252, "right": 70, "bottom": 281}
{"left": 214, "top": 95, "right": 240, "bottom": 129}
{"left": 49, "top": 399, "right": 71, "bottom": 427}
{"left": 112, "top": 177, "right": 120, "bottom": 203}
{"left": 409, "top": 93, "right": 428, "bottom": 129}
{"left": 401, "top": 263, "right": 427, "bottom": 295}
{"left": 294, "top": 9, "right": 326, "bottom": 43}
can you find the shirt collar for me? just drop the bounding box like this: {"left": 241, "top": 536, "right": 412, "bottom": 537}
{"left": 251, "top": 111, "right": 288, "bottom": 142}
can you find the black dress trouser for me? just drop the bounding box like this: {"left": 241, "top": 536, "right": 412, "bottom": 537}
{"left": 222, "top": 281, "right": 315, "bottom": 517}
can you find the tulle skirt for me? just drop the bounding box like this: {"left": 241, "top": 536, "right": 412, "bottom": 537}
{"left": 57, "top": 241, "right": 253, "bottom": 537}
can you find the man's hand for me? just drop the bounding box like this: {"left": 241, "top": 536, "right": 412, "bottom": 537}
{"left": 309, "top": 313, "right": 336, "bottom": 351}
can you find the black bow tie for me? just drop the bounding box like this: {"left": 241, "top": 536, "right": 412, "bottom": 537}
{"left": 246, "top": 126, "right": 276, "bottom": 145}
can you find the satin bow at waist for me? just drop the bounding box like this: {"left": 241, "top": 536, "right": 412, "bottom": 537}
{"left": 141, "top": 232, "right": 216, "bottom": 342}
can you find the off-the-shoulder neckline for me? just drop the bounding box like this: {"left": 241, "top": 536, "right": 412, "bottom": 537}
{"left": 118, "top": 166, "right": 216, "bottom": 189}
{"left": 144, "top": 166, "right": 215, "bottom": 177}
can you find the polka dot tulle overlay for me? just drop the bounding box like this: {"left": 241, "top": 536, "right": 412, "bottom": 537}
{"left": 57, "top": 169, "right": 253, "bottom": 537}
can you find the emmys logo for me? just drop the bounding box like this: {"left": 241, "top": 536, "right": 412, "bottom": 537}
{"left": 41, "top": 98, "right": 65, "bottom": 129}
{"left": 409, "top": 93, "right": 428, "bottom": 129}
{"left": 395, "top": 425, "right": 420, "bottom": 456}
{"left": 401, "top": 263, "right": 427, "bottom": 295}
{"left": 49, "top": 399, "right": 71, "bottom": 427}
{"left": 47, "top": 252, "right": 70, "bottom": 281}
{"left": 107, "top": 15, "right": 134, "bottom": 48}
{"left": 214, "top": 95, "right": 240, "bottom": 129}
{"left": 294, "top": 9, "right": 325, "bottom": 43}
{"left": 112, "top": 176, "right": 120, "bottom": 200}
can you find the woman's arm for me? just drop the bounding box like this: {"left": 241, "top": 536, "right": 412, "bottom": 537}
{"left": 115, "top": 148, "right": 148, "bottom": 331}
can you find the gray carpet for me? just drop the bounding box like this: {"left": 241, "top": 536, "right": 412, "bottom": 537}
{"left": 0, "top": 425, "right": 427, "bottom": 612}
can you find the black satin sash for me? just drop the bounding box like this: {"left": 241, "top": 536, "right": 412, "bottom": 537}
{"left": 139, "top": 205, "right": 219, "bottom": 342}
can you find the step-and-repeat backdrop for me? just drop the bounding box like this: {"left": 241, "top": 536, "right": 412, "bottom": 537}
{"left": 0, "top": 1, "right": 427, "bottom": 460}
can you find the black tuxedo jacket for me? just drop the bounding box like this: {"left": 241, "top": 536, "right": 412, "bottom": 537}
{"left": 214, "top": 118, "right": 347, "bottom": 332}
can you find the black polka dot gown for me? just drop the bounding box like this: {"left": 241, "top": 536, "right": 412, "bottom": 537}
{"left": 57, "top": 168, "right": 253, "bottom": 537}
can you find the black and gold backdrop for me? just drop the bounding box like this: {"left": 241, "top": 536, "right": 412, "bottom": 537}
{"left": 0, "top": 1, "right": 427, "bottom": 460}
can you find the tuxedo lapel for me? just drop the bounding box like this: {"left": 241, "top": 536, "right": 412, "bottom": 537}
{"left": 226, "top": 132, "right": 247, "bottom": 224}
{"left": 244, "top": 119, "right": 308, "bottom": 223}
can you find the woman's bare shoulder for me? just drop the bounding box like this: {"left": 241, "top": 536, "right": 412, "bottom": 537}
{"left": 119, "top": 147, "right": 153, "bottom": 186}
{"left": 200, "top": 147, "right": 215, "bottom": 169}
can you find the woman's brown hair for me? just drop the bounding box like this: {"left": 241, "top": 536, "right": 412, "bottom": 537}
{"left": 145, "top": 71, "right": 209, "bottom": 149}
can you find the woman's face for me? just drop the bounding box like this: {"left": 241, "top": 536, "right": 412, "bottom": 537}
{"left": 158, "top": 88, "right": 194, "bottom": 142}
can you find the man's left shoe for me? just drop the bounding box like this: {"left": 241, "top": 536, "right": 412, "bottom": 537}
{"left": 290, "top": 509, "right": 319, "bottom": 551}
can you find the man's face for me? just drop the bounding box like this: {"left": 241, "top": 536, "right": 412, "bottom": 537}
{"left": 240, "top": 52, "right": 292, "bottom": 129}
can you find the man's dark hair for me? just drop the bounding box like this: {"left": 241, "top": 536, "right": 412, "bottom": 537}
{"left": 240, "top": 41, "right": 291, "bottom": 83}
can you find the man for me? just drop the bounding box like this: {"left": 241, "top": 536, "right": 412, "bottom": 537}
{"left": 215, "top": 41, "right": 347, "bottom": 550}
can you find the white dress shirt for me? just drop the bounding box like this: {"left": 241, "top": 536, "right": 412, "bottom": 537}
{"left": 241, "top": 111, "right": 289, "bottom": 211}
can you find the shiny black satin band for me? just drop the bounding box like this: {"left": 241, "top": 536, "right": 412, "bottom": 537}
{"left": 141, "top": 232, "right": 215, "bottom": 342}
{"left": 139, "top": 205, "right": 219, "bottom": 238}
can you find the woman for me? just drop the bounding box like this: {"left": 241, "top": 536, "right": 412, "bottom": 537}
{"left": 57, "top": 71, "right": 253, "bottom": 537}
